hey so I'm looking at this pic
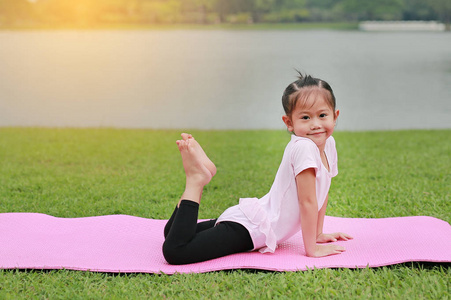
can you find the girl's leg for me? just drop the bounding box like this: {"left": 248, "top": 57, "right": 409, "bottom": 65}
{"left": 163, "top": 205, "right": 178, "bottom": 238}
{"left": 176, "top": 136, "right": 213, "bottom": 206}
{"left": 180, "top": 133, "right": 216, "bottom": 176}
{"left": 163, "top": 204, "right": 216, "bottom": 239}
{"left": 195, "top": 219, "right": 217, "bottom": 232}
{"left": 162, "top": 134, "right": 252, "bottom": 264}
{"left": 163, "top": 200, "right": 253, "bottom": 265}
{"left": 164, "top": 135, "right": 211, "bottom": 238}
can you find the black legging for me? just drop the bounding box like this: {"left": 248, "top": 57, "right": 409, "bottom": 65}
{"left": 162, "top": 200, "right": 254, "bottom": 265}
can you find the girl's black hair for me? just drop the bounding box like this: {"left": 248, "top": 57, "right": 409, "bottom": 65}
{"left": 282, "top": 71, "right": 336, "bottom": 116}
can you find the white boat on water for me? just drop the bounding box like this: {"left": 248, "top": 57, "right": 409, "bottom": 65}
{"left": 359, "top": 21, "right": 445, "bottom": 32}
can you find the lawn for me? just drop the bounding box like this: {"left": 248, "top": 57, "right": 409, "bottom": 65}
{"left": 0, "top": 128, "right": 449, "bottom": 299}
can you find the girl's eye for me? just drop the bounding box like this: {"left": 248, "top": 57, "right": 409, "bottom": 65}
{"left": 319, "top": 113, "right": 327, "bottom": 118}
{"left": 301, "top": 116, "right": 310, "bottom": 120}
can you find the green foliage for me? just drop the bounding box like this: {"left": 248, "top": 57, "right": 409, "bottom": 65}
{"left": 339, "top": 0, "right": 405, "bottom": 20}
{"left": 0, "top": 128, "right": 449, "bottom": 298}
{"left": 429, "top": 0, "right": 451, "bottom": 24}
{"left": 403, "top": 0, "right": 438, "bottom": 20}
{"left": 0, "top": 0, "right": 448, "bottom": 28}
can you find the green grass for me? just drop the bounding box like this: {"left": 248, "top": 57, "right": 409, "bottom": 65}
{"left": 0, "top": 128, "right": 449, "bottom": 299}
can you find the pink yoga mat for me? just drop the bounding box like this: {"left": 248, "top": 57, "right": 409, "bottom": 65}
{"left": 0, "top": 213, "right": 449, "bottom": 274}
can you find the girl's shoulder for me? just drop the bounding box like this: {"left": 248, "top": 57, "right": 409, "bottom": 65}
{"left": 288, "top": 136, "right": 320, "bottom": 160}
{"left": 326, "top": 135, "right": 336, "bottom": 149}
{"left": 290, "top": 135, "right": 315, "bottom": 145}
{"left": 288, "top": 135, "right": 337, "bottom": 158}
{"left": 289, "top": 135, "right": 336, "bottom": 147}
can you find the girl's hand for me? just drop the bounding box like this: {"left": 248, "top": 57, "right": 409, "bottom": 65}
{"left": 308, "top": 244, "right": 346, "bottom": 258}
{"left": 316, "top": 232, "right": 353, "bottom": 243}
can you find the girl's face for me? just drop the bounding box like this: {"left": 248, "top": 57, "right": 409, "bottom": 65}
{"left": 282, "top": 93, "right": 339, "bottom": 151}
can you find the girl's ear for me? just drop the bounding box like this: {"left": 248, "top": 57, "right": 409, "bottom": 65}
{"left": 282, "top": 115, "right": 294, "bottom": 132}
{"left": 334, "top": 109, "right": 340, "bottom": 125}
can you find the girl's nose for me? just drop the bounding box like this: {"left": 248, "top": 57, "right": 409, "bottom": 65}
{"left": 311, "top": 119, "right": 321, "bottom": 129}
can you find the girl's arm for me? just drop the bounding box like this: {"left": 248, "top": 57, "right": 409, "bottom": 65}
{"left": 296, "top": 169, "right": 346, "bottom": 257}
{"left": 316, "top": 194, "right": 328, "bottom": 237}
{"left": 316, "top": 195, "right": 353, "bottom": 243}
{"left": 296, "top": 168, "right": 318, "bottom": 256}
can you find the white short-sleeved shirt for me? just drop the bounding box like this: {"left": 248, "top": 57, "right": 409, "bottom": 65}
{"left": 216, "top": 135, "right": 338, "bottom": 253}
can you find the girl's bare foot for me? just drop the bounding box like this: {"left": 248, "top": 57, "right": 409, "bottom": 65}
{"left": 176, "top": 139, "right": 213, "bottom": 205}
{"left": 180, "top": 133, "right": 217, "bottom": 176}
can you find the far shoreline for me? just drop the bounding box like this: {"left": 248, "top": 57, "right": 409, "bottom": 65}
{"left": 0, "top": 22, "right": 359, "bottom": 31}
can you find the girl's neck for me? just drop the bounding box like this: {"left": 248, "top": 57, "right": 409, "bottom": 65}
{"left": 320, "top": 150, "right": 330, "bottom": 172}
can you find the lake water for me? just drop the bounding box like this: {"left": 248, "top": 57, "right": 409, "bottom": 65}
{"left": 0, "top": 30, "right": 450, "bottom": 131}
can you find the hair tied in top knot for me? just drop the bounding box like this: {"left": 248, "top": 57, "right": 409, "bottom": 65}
{"left": 282, "top": 69, "right": 337, "bottom": 116}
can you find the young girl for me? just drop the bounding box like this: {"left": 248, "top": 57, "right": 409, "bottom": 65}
{"left": 163, "top": 73, "right": 352, "bottom": 265}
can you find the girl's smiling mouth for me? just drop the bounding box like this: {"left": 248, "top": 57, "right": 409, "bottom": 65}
{"left": 308, "top": 132, "right": 325, "bottom": 136}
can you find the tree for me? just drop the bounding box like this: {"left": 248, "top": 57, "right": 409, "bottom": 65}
{"left": 402, "top": 0, "right": 438, "bottom": 20}
{"left": 214, "top": 0, "right": 238, "bottom": 22}
{"left": 187, "top": 0, "right": 215, "bottom": 24}
{"left": 252, "top": 0, "right": 275, "bottom": 22}
{"left": 340, "top": 0, "right": 404, "bottom": 20}
{"left": 429, "top": 0, "right": 451, "bottom": 30}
